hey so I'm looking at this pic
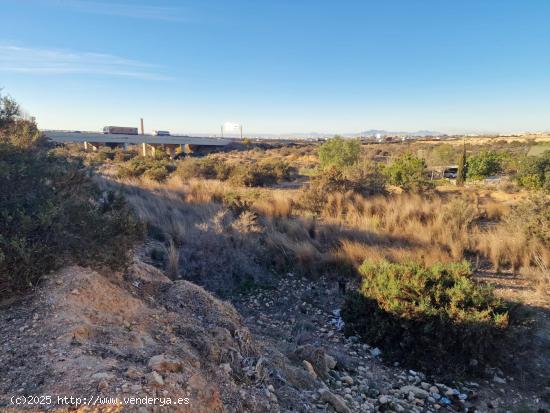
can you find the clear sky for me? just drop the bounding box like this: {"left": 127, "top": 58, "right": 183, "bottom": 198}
{"left": 1, "top": 0, "right": 549, "bottom": 135}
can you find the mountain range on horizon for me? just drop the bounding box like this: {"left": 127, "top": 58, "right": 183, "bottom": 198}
{"left": 216, "top": 129, "right": 445, "bottom": 139}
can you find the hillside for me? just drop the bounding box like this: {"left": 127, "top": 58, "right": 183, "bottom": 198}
{"left": 1, "top": 95, "right": 549, "bottom": 412}
{"left": 1, "top": 258, "right": 286, "bottom": 412}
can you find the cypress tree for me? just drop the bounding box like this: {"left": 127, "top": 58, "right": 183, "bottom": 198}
{"left": 456, "top": 140, "right": 467, "bottom": 186}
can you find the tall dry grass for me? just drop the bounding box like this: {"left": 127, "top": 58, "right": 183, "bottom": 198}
{"left": 99, "top": 169, "right": 547, "bottom": 297}
{"left": 253, "top": 195, "right": 293, "bottom": 218}
{"left": 165, "top": 240, "right": 180, "bottom": 278}
{"left": 315, "top": 192, "right": 478, "bottom": 263}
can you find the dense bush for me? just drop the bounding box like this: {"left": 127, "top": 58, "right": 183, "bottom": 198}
{"left": 117, "top": 156, "right": 175, "bottom": 181}
{"left": 229, "top": 161, "right": 294, "bottom": 187}
{"left": 176, "top": 157, "right": 233, "bottom": 181}
{"left": 515, "top": 150, "right": 550, "bottom": 192}
{"left": 113, "top": 148, "right": 138, "bottom": 163}
{"left": 318, "top": 136, "right": 361, "bottom": 167}
{"left": 0, "top": 119, "right": 44, "bottom": 149}
{"left": 0, "top": 144, "right": 143, "bottom": 297}
{"left": 341, "top": 260, "right": 510, "bottom": 376}
{"left": 0, "top": 93, "right": 45, "bottom": 149}
{"left": 0, "top": 93, "right": 19, "bottom": 127}
{"left": 506, "top": 194, "right": 550, "bottom": 247}
{"left": 384, "top": 153, "right": 433, "bottom": 191}
{"left": 300, "top": 163, "right": 386, "bottom": 213}
{"left": 466, "top": 150, "right": 503, "bottom": 180}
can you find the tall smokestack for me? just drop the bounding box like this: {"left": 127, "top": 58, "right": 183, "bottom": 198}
{"left": 140, "top": 118, "right": 144, "bottom": 135}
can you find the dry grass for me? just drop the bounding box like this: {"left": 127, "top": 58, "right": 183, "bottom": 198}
{"left": 98, "top": 154, "right": 547, "bottom": 297}
{"left": 315, "top": 192, "right": 478, "bottom": 263}
{"left": 475, "top": 227, "right": 530, "bottom": 271}
{"left": 253, "top": 195, "right": 293, "bottom": 218}
{"left": 533, "top": 252, "right": 550, "bottom": 295}
{"left": 482, "top": 200, "right": 509, "bottom": 220}
{"left": 165, "top": 240, "right": 180, "bottom": 278}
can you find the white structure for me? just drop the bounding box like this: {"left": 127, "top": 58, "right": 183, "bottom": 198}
{"left": 221, "top": 122, "right": 243, "bottom": 139}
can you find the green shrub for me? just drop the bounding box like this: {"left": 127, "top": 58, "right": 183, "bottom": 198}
{"left": 384, "top": 153, "right": 433, "bottom": 191}
{"left": 263, "top": 160, "right": 294, "bottom": 181}
{"left": 515, "top": 150, "right": 550, "bottom": 192}
{"left": 300, "top": 163, "right": 386, "bottom": 213}
{"left": 506, "top": 194, "right": 550, "bottom": 247}
{"left": 0, "top": 144, "right": 143, "bottom": 297}
{"left": 0, "top": 93, "right": 45, "bottom": 149}
{"left": 0, "top": 93, "right": 20, "bottom": 128}
{"left": 113, "top": 148, "right": 138, "bottom": 163}
{"left": 93, "top": 148, "right": 115, "bottom": 163}
{"left": 0, "top": 120, "right": 45, "bottom": 149}
{"left": 176, "top": 157, "right": 233, "bottom": 180}
{"left": 466, "top": 150, "right": 503, "bottom": 180}
{"left": 318, "top": 136, "right": 361, "bottom": 168}
{"left": 341, "top": 260, "right": 510, "bottom": 376}
{"left": 229, "top": 161, "right": 294, "bottom": 187}
{"left": 117, "top": 157, "right": 175, "bottom": 181}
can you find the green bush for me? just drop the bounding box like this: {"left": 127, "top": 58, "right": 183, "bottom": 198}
{"left": 117, "top": 157, "right": 175, "bottom": 181}
{"left": 300, "top": 163, "right": 386, "bottom": 213}
{"left": 229, "top": 161, "right": 294, "bottom": 187}
{"left": 341, "top": 260, "right": 510, "bottom": 376}
{"left": 0, "top": 93, "right": 19, "bottom": 128}
{"left": 384, "top": 153, "right": 433, "bottom": 191}
{"left": 506, "top": 194, "right": 550, "bottom": 247}
{"left": 177, "top": 158, "right": 290, "bottom": 187}
{"left": 0, "top": 144, "right": 143, "bottom": 297}
{"left": 0, "top": 93, "right": 45, "bottom": 149}
{"left": 0, "top": 120, "right": 45, "bottom": 149}
{"left": 113, "top": 148, "right": 138, "bottom": 163}
{"left": 466, "top": 150, "right": 503, "bottom": 180}
{"left": 318, "top": 136, "right": 361, "bottom": 168}
{"left": 515, "top": 150, "right": 550, "bottom": 192}
{"left": 176, "top": 157, "right": 233, "bottom": 180}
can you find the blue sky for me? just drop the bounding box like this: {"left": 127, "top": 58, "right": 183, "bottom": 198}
{"left": 1, "top": 0, "right": 549, "bottom": 135}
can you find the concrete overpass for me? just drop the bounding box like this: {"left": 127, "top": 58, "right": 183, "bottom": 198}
{"left": 44, "top": 130, "right": 232, "bottom": 157}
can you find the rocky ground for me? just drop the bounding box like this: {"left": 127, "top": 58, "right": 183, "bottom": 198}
{"left": 233, "top": 272, "right": 550, "bottom": 413}
{"left": 1, "top": 257, "right": 548, "bottom": 412}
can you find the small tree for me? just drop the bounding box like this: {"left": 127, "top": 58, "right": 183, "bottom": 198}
{"left": 318, "top": 136, "right": 361, "bottom": 168}
{"left": 0, "top": 91, "right": 44, "bottom": 149}
{"left": 516, "top": 150, "right": 550, "bottom": 192}
{"left": 385, "top": 152, "right": 433, "bottom": 192}
{"left": 466, "top": 150, "right": 502, "bottom": 180}
{"left": 0, "top": 91, "right": 20, "bottom": 127}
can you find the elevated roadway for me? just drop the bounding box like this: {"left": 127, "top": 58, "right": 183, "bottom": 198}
{"left": 43, "top": 130, "right": 232, "bottom": 156}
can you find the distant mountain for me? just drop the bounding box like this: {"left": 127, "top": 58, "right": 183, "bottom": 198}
{"left": 359, "top": 129, "right": 442, "bottom": 137}
{"left": 173, "top": 130, "right": 445, "bottom": 140}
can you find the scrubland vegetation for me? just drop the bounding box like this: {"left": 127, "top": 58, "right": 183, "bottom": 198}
{"left": 80, "top": 134, "right": 548, "bottom": 378}
{"left": 2, "top": 93, "right": 549, "bottom": 383}
{"left": 0, "top": 93, "right": 142, "bottom": 297}
{"left": 342, "top": 260, "right": 510, "bottom": 376}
